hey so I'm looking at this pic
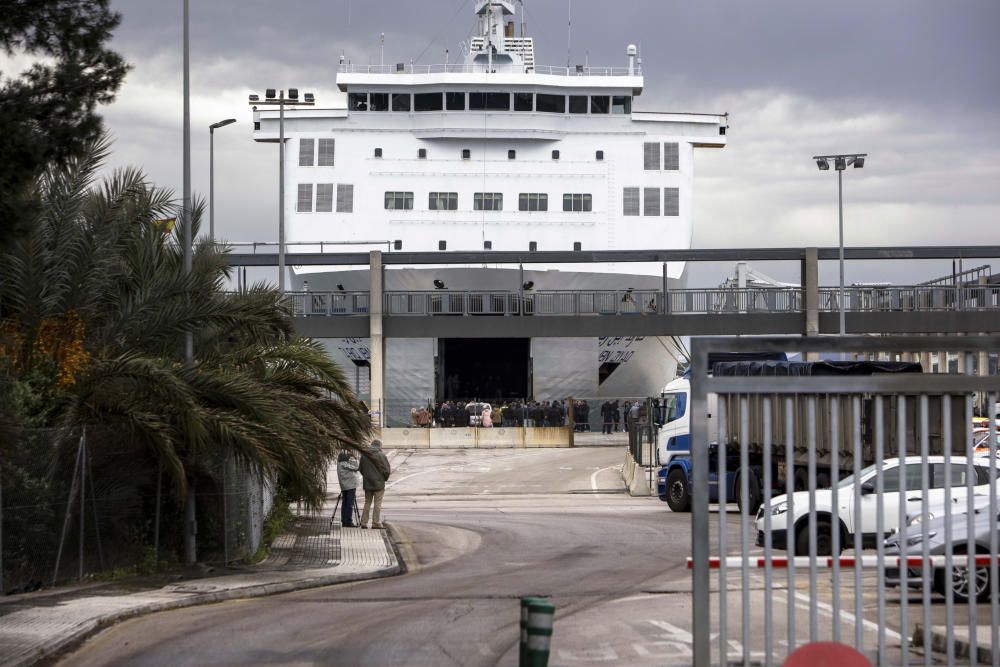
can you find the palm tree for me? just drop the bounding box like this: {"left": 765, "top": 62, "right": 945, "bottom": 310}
{"left": 0, "top": 138, "right": 370, "bottom": 563}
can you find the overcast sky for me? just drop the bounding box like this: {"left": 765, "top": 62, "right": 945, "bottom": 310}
{"left": 80, "top": 1, "right": 1000, "bottom": 285}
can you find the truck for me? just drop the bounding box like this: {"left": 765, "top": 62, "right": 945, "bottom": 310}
{"left": 656, "top": 358, "right": 963, "bottom": 515}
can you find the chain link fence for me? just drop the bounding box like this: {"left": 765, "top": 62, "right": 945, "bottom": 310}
{"left": 0, "top": 426, "right": 275, "bottom": 595}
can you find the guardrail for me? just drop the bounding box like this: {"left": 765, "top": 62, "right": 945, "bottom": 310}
{"left": 283, "top": 286, "right": 1000, "bottom": 318}
{"left": 336, "top": 63, "right": 638, "bottom": 77}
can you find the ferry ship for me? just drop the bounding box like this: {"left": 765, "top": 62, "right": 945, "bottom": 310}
{"left": 250, "top": 1, "right": 728, "bottom": 425}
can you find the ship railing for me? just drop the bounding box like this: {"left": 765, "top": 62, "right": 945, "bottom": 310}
{"left": 336, "top": 63, "right": 638, "bottom": 77}
{"left": 274, "top": 286, "right": 1000, "bottom": 317}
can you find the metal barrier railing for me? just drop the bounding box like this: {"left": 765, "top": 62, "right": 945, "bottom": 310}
{"left": 276, "top": 287, "right": 1000, "bottom": 318}
{"left": 689, "top": 335, "right": 999, "bottom": 666}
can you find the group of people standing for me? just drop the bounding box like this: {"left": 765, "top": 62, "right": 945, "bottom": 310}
{"left": 411, "top": 400, "right": 572, "bottom": 428}
{"left": 335, "top": 439, "right": 391, "bottom": 529}
{"left": 599, "top": 399, "right": 642, "bottom": 434}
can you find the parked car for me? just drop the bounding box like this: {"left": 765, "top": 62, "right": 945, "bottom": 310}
{"left": 884, "top": 496, "right": 999, "bottom": 603}
{"left": 754, "top": 456, "right": 998, "bottom": 556}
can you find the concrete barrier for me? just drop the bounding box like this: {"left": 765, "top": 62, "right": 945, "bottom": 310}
{"left": 621, "top": 450, "right": 652, "bottom": 496}
{"left": 377, "top": 427, "right": 572, "bottom": 448}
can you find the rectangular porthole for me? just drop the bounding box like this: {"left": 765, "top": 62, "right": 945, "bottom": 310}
{"left": 315, "top": 184, "right": 333, "bottom": 212}
{"left": 622, "top": 187, "right": 640, "bottom": 216}
{"left": 446, "top": 92, "right": 465, "bottom": 110}
{"left": 568, "top": 95, "right": 588, "bottom": 114}
{"left": 508, "top": 149, "right": 516, "bottom": 160}
{"left": 414, "top": 92, "right": 443, "bottom": 112}
{"left": 369, "top": 93, "right": 389, "bottom": 111}
{"left": 514, "top": 92, "right": 533, "bottom": 111}
{"left": 429, "top": 192, "right": 458, "bottom": 210}
{"left": 349, "top": 93, "right": 368, "bottom": 111}
{"left": 474, "top": 192, "right": 503, "bottom": 211}
{"left": 536, "top": 94, "right": 565, "bottom": 113}
{"left": 385, "top": 191, "right": 414, "bottom": 210}
{"left": 518, "top": 193, "right": 548, "bottom": 211}
{"left": 298, "top": 138, "right": 315, "bottom": 167}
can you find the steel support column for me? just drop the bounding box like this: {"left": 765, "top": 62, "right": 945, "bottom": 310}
{"left": 369, "top": 251, "right": 385, "bottom": 428}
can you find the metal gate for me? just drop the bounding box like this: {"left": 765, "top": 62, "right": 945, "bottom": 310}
{"left": 690, "top": 335, "right": 999, "bottom": 666}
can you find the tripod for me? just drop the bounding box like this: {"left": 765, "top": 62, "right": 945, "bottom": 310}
{"left": 332, "top": 491, "right": 362, "bottom": 527}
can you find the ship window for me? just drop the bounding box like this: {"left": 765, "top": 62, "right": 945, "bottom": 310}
{"left": 591, "top": 96, "right": 610, "bottom": 114}
{"left": 664, "top": 187, "right": 679, "bottom": 216}
{"left": 574, "top": 241, "right": 582, "bottom": 251}
{"left": 514, "top": 92, "right": 533, "bottom": 111}
{"left": 596, "top": 150, "right": 604, "bottom": 161}
{"left": 643, "top": 142, "right": 661, "bottom": 170}
{"left": 296, "top": 184, "right": 313, "bottom": 212}
{"left": 254, "top": 121, "right": 260, "bottom": 130}
{"left": 612, "top": 95, "right": 631, "bottom": 114}
{"left": 391, "top": 93, "right": 411, "bottom": 112}
{"left": 414, "top": 92, "right": 443, "bottom": 112}
{"left": 568, "top": 95, "right": 588, "bottom": 114}
{"left": 536, "top": 94, "right": 565, "bottom": 113}
{"left": 315, "top": 184, "right": 334, "bottom": 212}
{"left": 518, "top": 193, "right": 548, "bottom": 211}
{"left": 551, "top": 150, "right": 560, "bottom": 160}
{"left": 317, "top": 139, "right": 335, "bottom": 166}
{"left": 623, "top": 187, "right": 640, "bottom": 216}
{"left": 562, "top": 193, "right": 592, "bottom": 212}
{"left": 462, "top": 148, "right": 471, "bottom": 159}
{"left": 529, "top": 241, "right": 537, "bottom": 251}
{"left": 643, "top": 187, "right": 661, "bottom": 216}
{"left": 484, "top": 240, "right": 492, "bottom": 250}
{"left": 470, "top": 92, "right": 510, "bottom": 111}
{"left": 418, "top": 148, "right": 427, "bottom": 159}
{"left": 429, "top": 192, "right": 458, "bottom": 210}
{"left": 663, "top": 142, "right": 679, "bottom": 170}
{"left": 298, "top": 138, "right": 315, "bottom": 167}
{"left": 336, "top": 184, "right": 354, "bottom": 213}
{"left": 474, "top": 192, "right": 503, "bottom": 211}
{"left": 439, "top": 240, "right": 447, "bottom": 250}
{"left": 446, "top": 92, "right": 465, "bottom": 110}
{"left": 508, "top": 149, "right": 516, "bottom": 160}
{"left": 370, "top": 93, "right": 389, "bottom": 111}
{"left": 385, "top": 191, "right": 414, "bottom": 210}
{"left": 349, "top": 93, "right": 368, "bottom": 111}
{"left": 374, "top": 147, "right": 383, "bottom": 158}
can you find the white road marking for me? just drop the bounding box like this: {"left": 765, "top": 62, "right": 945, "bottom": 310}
{"left": 558, "top": 645, "right": 620, "bottom": 662}
{"left": 559, "top": 466, "right": 574, "bottom": 471}
{"left": 648, "top": 620, "right": 693, "bottom": 642}
{"left": 590, "top": 465, "right": 621, "bottom": 492}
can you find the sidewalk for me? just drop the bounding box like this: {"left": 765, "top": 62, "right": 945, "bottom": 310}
{"left": 0, "top": 512, "right": 400, "bottom": 667}
{"left": 916, "top": 624, "right": 997, "bottom": 664}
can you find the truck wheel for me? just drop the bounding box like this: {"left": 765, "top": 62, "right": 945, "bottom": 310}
{"left": 735, "top": 469, "right": 762, "bottom": 515}
{"left": 666, "top": 469, "right": 691, "bottom": 512}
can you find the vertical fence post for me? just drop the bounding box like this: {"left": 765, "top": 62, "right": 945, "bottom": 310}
{"left": 0, "top": 460, "right": 4, "bottom": 596}
{"left": 79, "top": 428, "right": 86, "bottom": 582}
{"left": 86, "top": 433, "right": 104, "bottom": 571}
{"left": 53, "top": 431, "right": 85, "bottom": 586}
{"left": 223, "top": 455, "right": 229, "bottom": 564}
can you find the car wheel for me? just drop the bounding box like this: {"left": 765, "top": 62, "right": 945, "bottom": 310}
{"left": 943, "top": 548, "right": 991, "bottom": 603}
{"left": 666, "top": 469, "right": 691, "bottom": 512}
{"left": 795, "top": 518, "right": 838, "bottom": 557}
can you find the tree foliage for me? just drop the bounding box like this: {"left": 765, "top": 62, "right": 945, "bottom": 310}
{"left": 0, "top": 138, "right": 372, "bottom": 509}
{"left": 0, "top": 0, "right": 129, "bottom": 246}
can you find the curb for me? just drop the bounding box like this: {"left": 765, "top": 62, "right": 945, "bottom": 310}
{"left": 7, "top": 554, "right": 401, "bottom": 667}
{"left": 914, "top": 623, "right": 996, "bottom": 665}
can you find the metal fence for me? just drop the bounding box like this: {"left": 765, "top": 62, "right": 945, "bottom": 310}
{"left": 278, "top": 286, "right": 1000, "bottom": 318}
{"left": 0, "top": 427, "right": 274, "bottom": 594}
{"left": 689, "top": 335, "right": 1000, "bottom": 666}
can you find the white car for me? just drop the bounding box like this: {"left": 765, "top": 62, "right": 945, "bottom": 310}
{"left": 755, "top": 456, "right": 998, "bottom": 556}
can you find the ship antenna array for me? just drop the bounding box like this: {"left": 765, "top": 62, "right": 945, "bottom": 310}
{"left": 566, "top": 0, "right": 572, "bottom": 67}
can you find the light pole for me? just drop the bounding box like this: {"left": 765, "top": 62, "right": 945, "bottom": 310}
{"left": 248, "top": 90, "right": 315, "bottom": 292}
{"left": 814, "top": 153, "right": 866, "bottom": 336}
{"left": 209, "top": 118, "right": 236, "bottom": 243}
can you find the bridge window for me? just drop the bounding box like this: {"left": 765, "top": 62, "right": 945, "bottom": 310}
{"left": 663, "top": 142, "right": 679, "bottom": 170}
{"left": 591, "top": 96, "right": 610, "bottom": 114}
{"left": 385, "top": 191, "right": 414, "bottom": 210}
{"left": 429, "top": 192, "right": 458, "bottom": 210}
{"left": 514, "top": 92, "right": 533, "bottom": 111}
{"left": 298, "top": 138, "right": 315, "bottom": 166}
{"left": 643, "top": 142, "right": 660, "bottom": 170}
{"left": 470, "top": 92, "right": 510, "bottom": 111}
{"left": 612, "top": 96, "right": 631, "bottom": 114}
{"left": 296, "top": 184, "right": 313, "bottom": 212}
{"left": 474, "top": 192, "right": 503, "bottom": 211}
{"left": 369, "top": 93, "right": 389, "bottom": 111}
{"left": 349, "top": 93, "right": 368, "bottom": 111}
{"left": 536, "top": 94, "right": 566, "bottom": 113}
{"left": 623, "top": 187, "right": 640, "bottom": 216}
{"left": 643, "top": 187, "right": 660, "bottom": 216}
{"left": 317, "top": 139, "right": 335, "bottom": 166}
{"left": 446, "top": 92, "right": 465, "bottom": 110}
{"left": 315, "top": 183, "right": 333, "bottom": 212}
{"left": 391, "top": 93, "right": 411, "bottom": 112}
{"left": 664, "top": 187, "right": 679, "bottom": 216}
{"left": 569, "top": 95, "right": 588, "bottom": 114}
{"left": 414, "top": 92, "right": 443, "bottom": 112}
{"left": 563, "top": 193, "right": 592, "bottom": 212}
{"left": 519, "top": 193, "right": 548, "bottom": 211}
{"left": 337, "top": 184, "right": 354, "bottom": 213}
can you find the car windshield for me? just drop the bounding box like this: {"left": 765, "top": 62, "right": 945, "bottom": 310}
{"left": 838, "top": 462, "right": 883, "bottom": 488}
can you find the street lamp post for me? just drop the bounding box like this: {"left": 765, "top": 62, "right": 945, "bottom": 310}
{"left": 248, "top": 90, "right": 315, "bottom": 292}
{"left": 813, "top": 153, "right": 866, "bottom": 336}
{"left": 209, "top": 119, "right": 236, "bottom": 242}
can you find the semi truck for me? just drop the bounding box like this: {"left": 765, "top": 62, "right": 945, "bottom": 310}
{"left": 656, "top": 358, "right": 963, "bottom": 514}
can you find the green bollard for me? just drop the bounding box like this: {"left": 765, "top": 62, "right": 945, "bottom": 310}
{"left": 519, "top": 596, "right": 542, "bottom": 667}
{"left": 525, "top": 598, "right": 555, "bottom": 667}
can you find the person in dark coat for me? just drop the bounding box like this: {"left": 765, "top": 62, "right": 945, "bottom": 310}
{"left": 612, "top": 400, "right": 621, "bottom": 432}
{"left": 359, "top": 439, "right": 391, "bottom": 529}
{"left": 601, "top": 401, "right": 611, "bottom": 434}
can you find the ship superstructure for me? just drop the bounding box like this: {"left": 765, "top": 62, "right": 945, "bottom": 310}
{"left": 250, "top": 0, "right": 728, "bottom": 422}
